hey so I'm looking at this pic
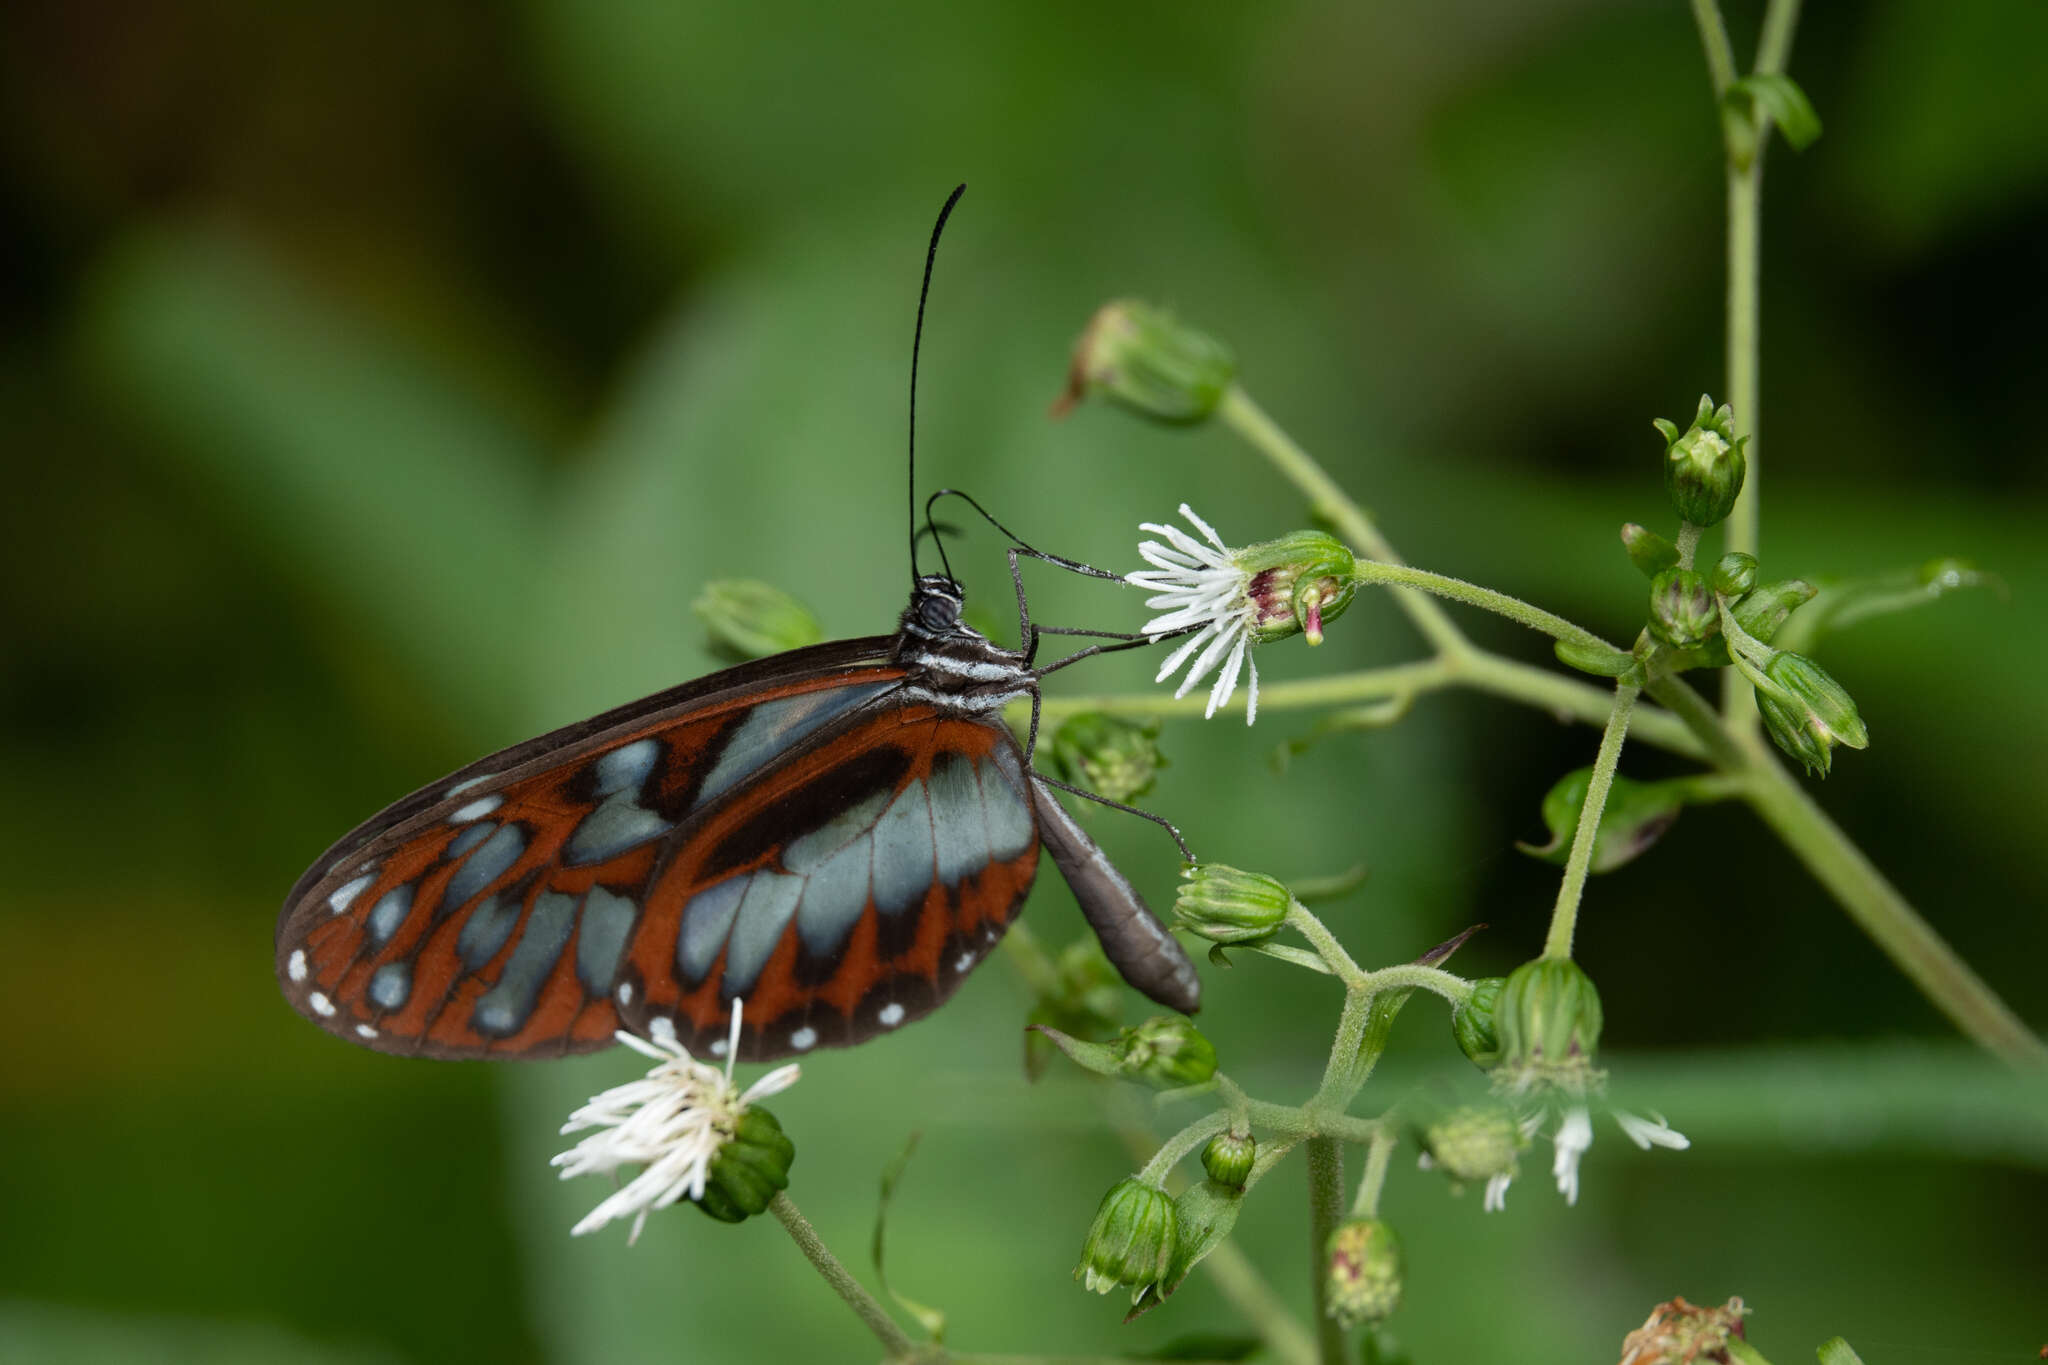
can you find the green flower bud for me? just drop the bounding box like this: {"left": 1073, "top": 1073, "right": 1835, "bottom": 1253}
{"left": 1174, "top": 863, "right": 1292, "bottom": 945}
{"left": 1493, "top": 956, "right": 1604, "bottom": 1096}
{"left": 1201, "top": 1131, "right": 1257, "bottom": 1189}
{"left": 1232, "top": 531, "right": 1359, "bottom": 645}
{"left": 693, "top": 1107, "right": 795, "bottom": 1223}
{"left": 1114, "top": 1016, "right": 1218, "bottom": 1089}
{"left": 1075, "top": 1177, "right": 1178, "bottom": 1300}
{"left": 1712, "top": 552, "right": 1758, "bottom": 599}
{"left": 691, "top": 580, "right": 825, "bottom": 664}
{"left": 1731, "top": 577, "right": 1817, "bottom": 645}
{"left": 1323, "top": 1218, "right": 1403, "bottom": 1327}
{"left": 1049, "top": 713, "right": 1166, "bottom": 806}
{"left": 1656, "top": 395, "right": 1748, "bottom": 528}
{"left": 1620, "top": 523, "right": 1680, "bottom": 579}
{"left": 1451, "top": 977, "right": 1504, "bottom": 1068}
{"left": 1053, "top": 300, "right": 1236, "bottom": 426}
{"left": 1419, "top": 1105, "right": 1524, "bottom": 1184}
{"left": 1648, "top": 567, "right": 1718, "bottom": 650}
{"left": 1756, "top": 651, "right": 1868, "bottom": 777}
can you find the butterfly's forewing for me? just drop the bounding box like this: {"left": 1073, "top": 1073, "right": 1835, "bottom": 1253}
{"left": 277, "top": 636, "right": 1048, "bottom": 1062}
{"left": 277, "top": 639, "right": 909, "bottom": 1058}
{"left": 621, "top": 707, "right": 1040, "bottom": 1060}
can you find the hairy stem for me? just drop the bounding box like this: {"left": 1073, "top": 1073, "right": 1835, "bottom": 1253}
{"left": 1304, "top": 1136, "right": 1347, "bottom": 1365}
{"left": 1351, "top": 1131, "right": 1397, "bottom": 1218}
{"left": 1027, "top": 653, "right": 1704, "bottom": 759}
{"left": 1350, "top": 560, "right": 1608, "bottom": 651}
{"left": 771, "top": 1192, "right": 918, "bottom": 1362}
{"left": 1543, "top": 683, "right": 1641, "bottom": 959}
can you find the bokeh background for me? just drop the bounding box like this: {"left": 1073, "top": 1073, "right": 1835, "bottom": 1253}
{"left": 3, "top": 2, "right": 2045, "bottom": 1362}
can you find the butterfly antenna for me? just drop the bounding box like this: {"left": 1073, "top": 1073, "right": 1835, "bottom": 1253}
{"left": 910, "top": 183, "right": 968, "bottom": 588}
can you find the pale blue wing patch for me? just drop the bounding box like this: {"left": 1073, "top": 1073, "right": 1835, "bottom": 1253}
{"left": 593, "top": 738, "right": 660, "bottom": 797}
{"left": 457, "top": 892, "right": 522, "bottom": 969}
{"left": 473, "top": 890, "right": 579, "bottom": 1037}
{"left": 928, "top": 753, "right": 992, "bottom": 886}
{"left": 445, "top": 824, "right": 526, "bottom": 908}
{"left": 366, "top": 885, "right": 413, "bottom": 947}
{"left": 782, "top": 787, "right": 891, "bottom": 873}
{"left": 446, "top": 821, "right": 495, "bottom": 860}
{"left": 576, "top": 886, "right": 637, "bottom": 994}
{"left": 721, "top": 872, "right": 804, "bottom": 997}
{"left": 976, "top": 750, "right": 1035, "bottom": 860}
{"left": 870, "top": 779, "right": 936, "bottom": 914}
{"left": 678, "top": 877, "right": 747, "bottom": 986}
{"left": 795, "top": 834, "right": 875, "bottom": 957}
{"left": 368, "top": 961, "right": 411, "bottom": 1011}
{"left": 694, "top": 681, "right": 894, "bottom": 813}
{"left": 563, "top": 798, "right": 672, "bottom": 866}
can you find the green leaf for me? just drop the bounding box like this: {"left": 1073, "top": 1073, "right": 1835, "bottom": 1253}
{"left": 870, "top": 1132, "right": 946, "bottom": 1343}
{"left": 1024, "top": 1024, "right": 1124, "bottom": 1079}
{"left": 1816, "top": 1337, "right": 1867, "bottom": 1365}
{"left": 1730, "top": 73, "right": 1823, "bottom": 150}
{"left": 1775, "top": 558, "right": 1998, "bottom": 654}
{"left": 1518, "top": 767, "right": 1686, "bottom": 873}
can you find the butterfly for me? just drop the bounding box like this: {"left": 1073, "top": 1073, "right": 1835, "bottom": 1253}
{"left": 274, "top": 187, "right": 1201, "bottom": 1064}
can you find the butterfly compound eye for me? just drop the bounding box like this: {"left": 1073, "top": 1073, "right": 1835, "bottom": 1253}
{"left": 919, "top": 595, "right": 960, "bottom": 632}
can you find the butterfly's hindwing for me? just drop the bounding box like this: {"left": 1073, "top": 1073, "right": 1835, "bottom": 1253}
{"left": 620, "top": 708, "right": 1041, "bottom": 1061}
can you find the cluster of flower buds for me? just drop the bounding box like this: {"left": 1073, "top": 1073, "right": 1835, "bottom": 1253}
{"left": 1323, "top": 1217, "right": 1404, "bottom": 1327}
{"left": 1618, "top": 1296, "right": 1752, "bottom": 1365}
{"left": 1234, "top": 532, "right": 1360, "bottom": 647}
{"left": 1416, "top": 1103, "right": 1526, "bottom": 1209}
{"left": 1113, "top": 1015, "right": 1219, "bottom": 1089}
{"left": 1050, "top": 713, "right": 1166, "bottom": 806}
{"left": 1053, "top": 300, "right": 1237, "bottom": 425}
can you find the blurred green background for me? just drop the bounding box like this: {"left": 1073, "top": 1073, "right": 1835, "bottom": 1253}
{"left": 3, "top": 2, "right": 2044, "bottom": 1362}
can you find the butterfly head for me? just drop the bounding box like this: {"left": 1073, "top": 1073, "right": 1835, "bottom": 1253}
{"left": 903, "top": 573, "right": 969, "bottom": 640}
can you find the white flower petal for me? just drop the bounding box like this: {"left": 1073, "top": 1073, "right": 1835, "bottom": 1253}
{"left": 1244, "top": 653, "right": 1258, "bottom": 726}
{"left": 1552, "top": 1106, "right": 1593, "bottom": 1206}
{"left": 1204, "top": 631, "right": 1247, "bottom": 718}
{"left": 1177, "top": 503, "right": 1228, "bottom": 551}
{"left": 1175, "top": 621, "right": 1243, "bottom": 699}
{"left": 1484, "top": 1172, "right": 1512, "bottom": 1212}
{"left": 1154, "top": 620, "right": 1222, "bottom": 683}
{"left": 1613, "top": 1109, "right": 1690, "bottom": 1151}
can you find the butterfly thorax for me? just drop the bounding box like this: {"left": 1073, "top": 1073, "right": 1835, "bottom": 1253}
{"left": 892, "top": 574, "right": 1033, "bottom": 714}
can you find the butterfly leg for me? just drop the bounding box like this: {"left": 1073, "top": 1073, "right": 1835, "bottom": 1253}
{"left": 1034, "top": 773, "right": 1194, "bottom": 863}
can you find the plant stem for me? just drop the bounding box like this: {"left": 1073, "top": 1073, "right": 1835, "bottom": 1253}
{"left": 771, "top": 1192, "right": 918, "bottom": 1362}
{"left": 1542, "top": 683, "right": 1640, "bottom": 959}
{"left": 1359, "top": 963, "right": 1475, "bottom": 1006}
{"left": 1138, "top": 1111, "right": 1232, "bottom": 1185}
{"left": 1027, "top": 654, "right": 1704, "bottom": 758}
{"left": 1351, "top": 1131, "right": 1397, "bottom": 1218}
{"left": 1688, "top": 0, "right": 1737, "bottom": 93}
{"left": 1219, "top": 385, "right": 1467, "bottom": 656}
{"left": 1304, "top": 1136, "right": 1347, "bottom": 1365}
{"left": 1288, "top": 903, "right": 1367, "bottom": 986}
{"left": 1742, "top": 758, "right": 2048, "bottom": 1067}
{"left": 1350, "top": 561, "right": 1608, "bottom": 651}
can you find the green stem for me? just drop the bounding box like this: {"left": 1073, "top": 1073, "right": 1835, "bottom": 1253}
{"left": 1219, "top": 384, "right": 1467, "bottom": 656}
{"left": 1359, "top": 963, "right": 1475, "bottom": 1007}
{"left": 1743, "top": 759, "right": 2048, "bottom": 1067}
{"left": 1350, "top": 1131, "right": 1397, "bottom": 1218}
{"left": 1288, "top": 903, "right": 1367, "bottom": 986}
{"left": 1176, "top": 1243, "right": 1319, "bottom": 1365}
{"left": 1756, "top": 0, "right": 1804, "bottom": 76}
{"left": 771, "top": 1192, "right": 918, "bottom": 1362}
{"left": 1542, "top": 683, "right": 1640, "bottom": 959}
{"left": 1350, "top": 561, "right": 1607, "bottom": 651}
{"left": 1688, "top": 0, "right": 1737, "bottom": 93}
{"left": 1725, "top": 1340, "right": 1777, "bottom": 1365}
{"left": 1722, "top": 151, "right": 1762, "bottom": 740}
{"left": 1675, "top": 521, "right": 1704, "bottom": 570}
{"left": 1138, "top": 1111, "right": 1232, "bottom": 1185}
{"left": 1304, "top": 1136, "right": 1347, "bottom": 1365}
{"left": 1029, "top": 653, "right": 1705, "bottom": 759}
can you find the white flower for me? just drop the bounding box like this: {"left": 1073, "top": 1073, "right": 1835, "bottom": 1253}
{"left": 551, "top": 1004, "right": 800, "bottom": 1243}
{"left": 1127, "top": 504, "right": 1259, "bottom": 724}
{"left": 1465, "top": 1105, "right": 1686, "bottom": 1213}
